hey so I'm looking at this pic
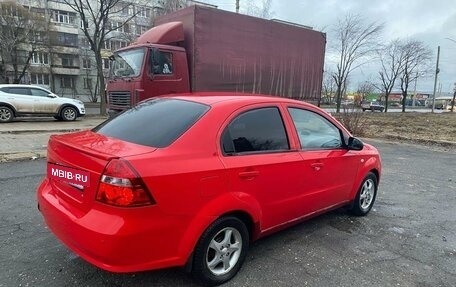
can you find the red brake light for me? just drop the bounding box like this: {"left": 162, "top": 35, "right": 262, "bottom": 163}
{"left": 96, "top": 159, "right": 155, "bottom": 207}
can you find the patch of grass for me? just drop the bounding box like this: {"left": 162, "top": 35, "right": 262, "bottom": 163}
{"left": 361, "top": 112, "right": 456, "bottom": 144}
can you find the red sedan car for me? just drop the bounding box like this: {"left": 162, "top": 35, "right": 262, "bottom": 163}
{"left": 37, "top": 93, "right": 381, "bottom": 286}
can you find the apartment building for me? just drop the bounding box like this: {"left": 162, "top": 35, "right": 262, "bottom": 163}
{"left": 7, "top": 0, "right": 156, "bottom": 101}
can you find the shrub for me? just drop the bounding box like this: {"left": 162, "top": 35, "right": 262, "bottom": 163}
{"left": 335, "top": 106, "right": 367, "bottom": 136}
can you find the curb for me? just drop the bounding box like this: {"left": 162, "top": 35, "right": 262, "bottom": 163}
{"left": 0, "top": 151, "right": 47, "bottom": 163}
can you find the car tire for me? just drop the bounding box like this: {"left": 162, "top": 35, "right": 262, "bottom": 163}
{"left": 350, "top": 172, "right": 378, "bottom": 216}
{"left": 54, "top": 116, "right": 62, "bottom": 121}
{"left": 0, "top": 106, "right": 14, "bottom": 123}
{"left": 61, "top": 106, "right": 77, "bottom": 121}
{"left": 192, "top": 216, "right": 249, "bottom": 286}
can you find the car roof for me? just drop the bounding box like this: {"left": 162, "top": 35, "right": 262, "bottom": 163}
{"left": 0, "top": 84, "right": 50, "bottom": 90}
{"left": 160, "top": 92, "right": 317, "bottom": 108}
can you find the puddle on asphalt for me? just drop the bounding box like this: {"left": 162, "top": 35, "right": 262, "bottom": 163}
{"left": 329, "top": 217, "right": 362, "bottom": 234}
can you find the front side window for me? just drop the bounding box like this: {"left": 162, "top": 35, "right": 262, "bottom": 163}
{"left": 222, "top": 107, "right": 289, "bottom": 154}
{"left": 30, "top": 88, "right": 50, "bottom": 97}
{"left": 111, "top": 48, "right": 145, "bottom": 78}
{"left": 288, "top": 108, "right": 342, "bottom": 149}
{"left": 151, "top": 50, "right": 173, "bottom": 75}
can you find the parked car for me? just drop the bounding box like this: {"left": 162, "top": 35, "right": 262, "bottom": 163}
{"left": 0, "top": 84, "right": 85, "bottom": 122}
{"left": 37, "top": 93, "right": 382, "bottom": 286}
{"left": 389, "top": 102, "right": 402, "bottom": 108}
{"left": 361, "top": 101, "right": 385, "bottom": 112}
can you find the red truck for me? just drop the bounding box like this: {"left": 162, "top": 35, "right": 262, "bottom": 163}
{"left": 106, "top": 5, "right": 326, "bottom": 115}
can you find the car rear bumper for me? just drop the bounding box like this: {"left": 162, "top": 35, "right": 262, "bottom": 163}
{"left": 37, "top": 178, "right": 189, "bottom": 272}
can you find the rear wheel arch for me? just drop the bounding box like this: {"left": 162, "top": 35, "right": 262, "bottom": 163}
{"left": 0, "top": 102, "right": 16, "bottom": 114}
{"left": 177, "top": 193, "right": 261, "bottom": 266}
{"left": 0, "top": 104, "right": 16, "bottom": 122}
{"left": 369, "top": 168, "right": 380, "bottom": 183}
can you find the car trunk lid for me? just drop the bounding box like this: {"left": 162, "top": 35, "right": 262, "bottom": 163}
{"left": 46, "top": 130, "right": 156, "bottom": 215}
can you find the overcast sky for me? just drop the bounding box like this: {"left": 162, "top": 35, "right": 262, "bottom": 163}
{"left": 203, "top": 0, "right": 456, "bottom": 94}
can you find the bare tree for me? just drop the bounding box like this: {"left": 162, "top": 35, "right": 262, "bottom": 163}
{"left": 158, "top": 0, "right": 188, "bottom": 15}
{"left": 374, "top": 40, "right": 403, "bottom": 112}
{"left": 332, "top": 14, "right": 383, "bottom": 113}
{"left": 398, "top": 40, "right": 432, "bottom": 112}
{"left": 63, "top": 0, "right": 144, "bottom": 114}
{"left": 450, "top": 82, "right": 456, "bottom": 112}
{"left": 322, "top": 69, "right": 336, "bottom": 104}
{"left": 357, "top": 80, "right": 375, "bottom": 104}
{"left": 0, "top": 1, "right": 48, "bottom": 84}
{"left": 245, "top": 0, "right": 273, "bottom": 19}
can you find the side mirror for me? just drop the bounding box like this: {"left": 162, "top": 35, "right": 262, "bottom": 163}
{"left": 348, "top": 137, "right": 364, "bottom": 151}
{"left": 47, "top": 94, "right": 57, "bottom": 98}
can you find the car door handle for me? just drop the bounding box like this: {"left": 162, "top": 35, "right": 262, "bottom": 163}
{"left": 238, "top": 171, "right": 259, "bottom": 179}
{"left": 311, "top": 162, "right": 324, "bottom": 171}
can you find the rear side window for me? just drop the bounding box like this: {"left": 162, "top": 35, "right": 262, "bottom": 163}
{"left": 6, "top": 88, "right": 30, "bottom": 95}
{"left": 94, "top": 99, "right": 209, "bottom": 148}
{"left": 221, "top": 107, "right": 289, "bottom": 154}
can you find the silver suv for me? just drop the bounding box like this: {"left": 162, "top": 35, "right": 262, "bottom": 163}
{"left": 0, "top": 85, "right": 85, "bottom": 122}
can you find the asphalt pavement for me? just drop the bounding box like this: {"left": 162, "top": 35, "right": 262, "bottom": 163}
{"left": 1, "top": 140, "right": 455, "bottom": 286}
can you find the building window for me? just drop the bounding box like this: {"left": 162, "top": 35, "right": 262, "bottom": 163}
{"left": 60, "top": 76, "right": 74, "bottom": 88}
{"left": 103, "top": 58, "right": 110, "bottom": 69}
{"left": 83, "top": 78, "right": 92, "bottom": 89}
{"left": 109, "top": 39, "right": 128, "bottom": 51}
{"left": 31, "top": 31, "right": 46, "bottom": 43}
{"left": 102, "top": 40, "right": 110, "bottom": 50}
{"left": 30, "top": 74, "right": 50, "bottom": 85}
{"left": 80, "top": 19, "right": 88, "bottom": 29}
{"left": 56, "top": 32, "right": 78, "bottom": 47}
{"left": 31, "top": 52, "right": 49, "bottom": 65}
{"left": 82, "top": 58, "right": 91, "bottom": 69}
{"left": 111, "top": 22, "right": 130, "bottom": 33}
{"left": 136, "top": 25, "right": 149, "bottom": 35}
{"left": 137, "top": 6, "right": 151, "bottom": 18}
{"left": 52, "top": 10, "right": 75, "bottom": 25}
{"left": 61, "top": 54, "right": 76, "bottom": 67}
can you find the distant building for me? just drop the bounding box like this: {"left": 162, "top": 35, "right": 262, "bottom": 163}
{"left": 2, "top": 0, "right": 157, "bottom": 101}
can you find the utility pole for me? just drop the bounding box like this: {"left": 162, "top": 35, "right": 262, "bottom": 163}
{"left": 431, "top": 46, "right": 440, "bottom": 113}
{"left": 236, "top": 0, "right": 239, "bottom": 13}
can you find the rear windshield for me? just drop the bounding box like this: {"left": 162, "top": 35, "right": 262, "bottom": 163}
{"left": 94, "top": 98, "right": 209, "bottom": 148}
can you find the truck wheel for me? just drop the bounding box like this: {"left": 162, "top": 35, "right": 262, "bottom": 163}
{"left": 0, "top": 106, "right": 14, "bottom": 123}
{"left": 61, "top": 106, "right": 77, "bottom": 121}
{"left": 350, "top": 172, "right": 378, "bottom": 216}
{"left": 192, "top": 216, "right": 249, "bottom": 286}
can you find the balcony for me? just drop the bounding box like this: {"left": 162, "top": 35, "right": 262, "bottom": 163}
{"left": 49, "top": 23, "right": 79, "bottom": 35}
{"left": 52, "top": 66, "right": 80, "bottom": 75}
{"left": 47, "top": 1, "right": 77, "bottom": 12}
{"left": 51, "top": 46, "right": 80, "bottom": 55}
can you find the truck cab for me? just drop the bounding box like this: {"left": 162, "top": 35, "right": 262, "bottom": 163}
{"left": 106, "top": 22, "right": 190, "bottom": 115}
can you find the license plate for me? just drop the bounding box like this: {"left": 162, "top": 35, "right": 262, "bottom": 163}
{"left": 47, "top": 163, "right": 91, "bottom": 187}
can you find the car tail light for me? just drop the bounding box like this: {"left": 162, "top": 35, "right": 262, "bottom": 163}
{"left": 96, "top": 159, "right": 155, "bottom": 207}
